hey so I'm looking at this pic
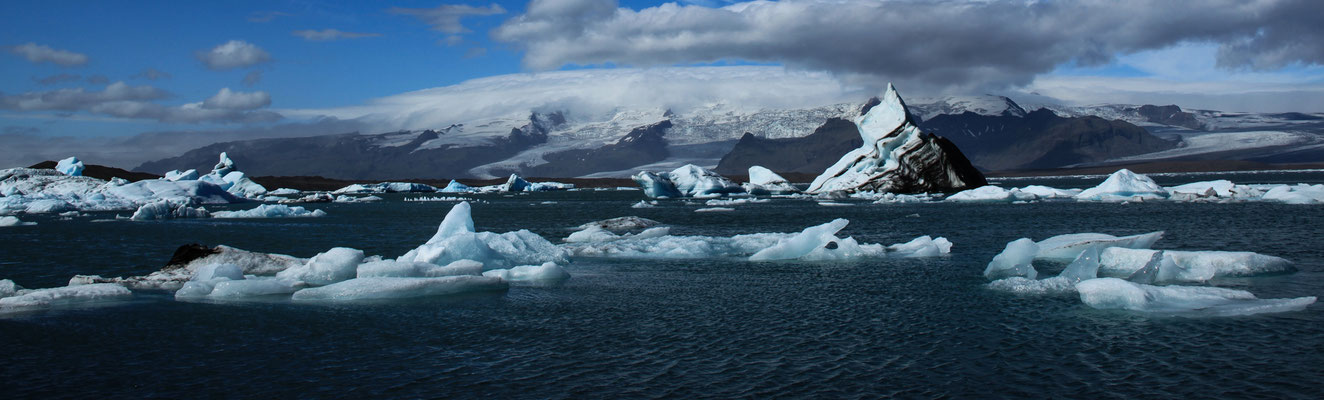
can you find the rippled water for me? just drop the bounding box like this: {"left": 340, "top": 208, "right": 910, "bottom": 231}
{"left": 2, "top": 181, "right": 1323, "bottom": 398}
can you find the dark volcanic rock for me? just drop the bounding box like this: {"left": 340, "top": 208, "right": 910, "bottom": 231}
{"left": 136, "top": 112, "right": 562, "bottom": 180}
{"left": 1133, "top": 104, "right": 1204, "bottom": 130}
{"left": 163, "top": 244, "right": 220, "bottom": 271}
{"left": 522, "top": 120, "right": 672, "bottom": 177}
{"left": 921, "top": 109, "right": 1179, "bottom": 171}
{"left": 714, "top": 118, "right": 863, "bottom": 175}
{"left": 29, "top": 161, "right": 160, "bottom": 182}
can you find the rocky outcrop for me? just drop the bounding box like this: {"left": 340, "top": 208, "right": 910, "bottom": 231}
{"left": 714, "top": 118, "right": 863, "bottom": 175}
{"left": 922, "top": 109, "right": 1179, "bottom": 171}
{"left": 808, "top": 84, "right": 986, "bottom": 194}
{"left": 1133, "top": 104, "right": 1204, "bottom": 130}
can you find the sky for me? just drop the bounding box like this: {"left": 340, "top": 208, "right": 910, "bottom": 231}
{"left": 2, "top": 0, "right": 1323, "bottom": 168}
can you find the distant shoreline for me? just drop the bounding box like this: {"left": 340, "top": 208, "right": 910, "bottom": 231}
{"left": 22, "top": 159, "right": 1324, "bottom": 191}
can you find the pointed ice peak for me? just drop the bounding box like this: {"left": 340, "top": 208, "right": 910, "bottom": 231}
{"left": 213, "top": 152, "right": 236, "bottom": 174}
{"left": 855, "top": 83, "right": 913, "bottom": 145}
{"left": 429, "top": 201, "right": 476, "bottom": 243}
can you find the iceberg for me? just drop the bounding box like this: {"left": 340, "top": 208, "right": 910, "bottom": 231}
{"left": 1261, "top": 184, "right": 1324, "bottom": 204}
{"left": 0, "top": 282, "right": 132, "bottom": 313}
{"left": 1075, "top": 169, "right": 1167, "bottom": 201}
{"left": 987, "top": 247, "right": 1103, "bottom": 295}
{"left": 743, "top": 166, "right": 800, "bottom": 195}
{"left": 573, "top": 216, "right": 662, "bottom": 233}
{"left": 164, "top": 169, "right": 199, "bottom": 182}
{"left": 945, "top": 186, "right": 1037, "bottom": 202}
{"left": 333, "top": 182, "right": 438, "bottom": 194}
{"left": 0, "top": 167, "right": 246, "bottom": 214}
{"left": 212, "top": 204, "right": 327, "bottom": 218}
{"left": 397, "top": 202, "right": 569, "bottom": 268}
{"left": 630, "top": 200, "right": 658, "bottom": 208}
{"left": 71, "top": 244, "right": 305, "bottom": 290}
{"left": 290, "top": 275, "right": 508, "bottom": 301}
{"left": 55, "top": 156, "right": 85, "bottom": 176}
{"left": 1017, "top": 185, "right": 1080, "bottom": 199}
{"left": 984, "top": 238, "right": 1039, "bottom": 280}
{"left": 0, "top": 216, "right": 36, "bottom": 226}
{"left": 807, "top": 84, "right": 985, "bottom": 195}
{"left": 1075, "top": 278, "right": 1316, "bottom": 316}
{"left": 439, "top": 180, "right": 474, "bottom": 193}
{"left": 482, "top": 262, "right": 571, "bottom": 284}
{"left": 195, "top": 152, "right": 268, "bottom": 198}
{"left": 1099, "top": 248, "right": 1295, "bottom": 282}
{"left": 130, "top": 199, "right": 210, "bottom": 220}
{"left": 1034, "top": 231, "right": 1164, "bottom": 261}
{"left": 563, "top": 218, "right": 949, "bottom": 261}
{"left": 632, "top": 164, "right": 743, "bottom": 198}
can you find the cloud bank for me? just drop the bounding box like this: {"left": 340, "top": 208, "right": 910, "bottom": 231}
{"left": 0, "top": 83, "right": 281, "bottom": 124}
{"left": 292, "top": 29, "right": 383, "bottom": 41}
{"left": 492, "top": 0, "right": 1324, "bottom": 93}
{"left": 7, "top": 42, "right": 89, "bottom": 66}
{"left": 196, "top": 40, "right": 271, "bottom": 70}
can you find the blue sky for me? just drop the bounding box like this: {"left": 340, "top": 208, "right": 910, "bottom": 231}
{"left": 2, "top": 0, "right": 1322, "bottom": 166}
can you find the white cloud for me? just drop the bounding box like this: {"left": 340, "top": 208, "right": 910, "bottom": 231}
{"left": 202, "top": 88, "right": 271, "bottom": 110}
{"left": 281, "top": 66, "right": 864, "bottom": 129}
{"left": 196, "top": 40, "right": 271, "bottom": 70}
{"left": 7, "top": 43, "right": 89, "bottom": 66}
{"left": 492, "top": 0, "right": 1324, "bottom": 94}
{"left": 292, "top": 29, "right": 383, "bottom": 41}
{"left": 389, "top": 3, "right": 506, "bottom": 34}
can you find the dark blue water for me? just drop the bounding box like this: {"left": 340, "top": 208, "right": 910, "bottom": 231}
{"left": 2, "top": 186, "right": 1323, "bottom": 398}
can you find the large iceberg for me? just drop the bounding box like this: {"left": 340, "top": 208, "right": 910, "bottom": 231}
{"left": 439, "top": 180, "right": 474, "bottom": 193}
{"left": 397, "top": 202, "right": 569, "bottom": 268}
{"left": 71, "top": 244, "right": 306, "bottom": 290}
{"left": 743, "top": 166, "right": 799, "bottom": 195}
{"left": 1075, "top": 278, "right": 1315, "bottom": 316}
{"left": 130, "top": 199, "right": 210, "bottom": 220}
{"left": 55, "top": 156, "right": 85, "bottom": 176}
{"left": 807, "top": 84, "right": 985, "bottom": 195}
{"left": 1261, "top": 184, "right": 1324, "bottom": 204}
{"left": 632, "top": 164, "right": 744, "bottom": 198}
{"left": 476, "top": 174, "right": 574, "bottom": 193}
{"left": 195, "top": 152, "right": 268, "bottom": 199}
{"left": 0, "top": 167, "right": 246, "bottom": 214}
{"left": 1075, "top": 169, "right": 1167, "bottom": 201}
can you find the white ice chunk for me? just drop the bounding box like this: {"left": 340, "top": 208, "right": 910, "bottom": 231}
{"left": 1018, "top": 185, "right": 1081, "bottom": 199}
{"left": 207, "top": 278, "right": 301, "bottom": 298}
{"left": 987, "top": 247, "right": 1101, "bottom": 295}
{"left": 0, "top": 279, "right": 23, "bottom": 297}
{"left": 633, "top": 164, "right": 743, "bottom": 198}
{"left": 985, "top": 238, "right": 1039, "bottom": 280}
{"left": 130, "top": 199, "right": 210, "bottom": 220}
{"left": 886, "top": 235, "right": 953, "bottom": 258}
{"left": 212, "top": 204, "right": 327, "bottom": 218}
{"left": 482, "top": 262, "right": 570, "bottom": 284}
{"left": 743, "top": 166, "right": 800, "bottom": 195}
{"left": 1075, "top": 169, "right": 1168, "bottom": 201}
{"left": 0, "top": 216, "right": 36, "bottom": 226}
{"left": 400, "top": 202, "right": 568, "bottom": 268}
{"left": 631, "top": 200, "right": 658, "bottom": 208}
{"left": 0, "top": 283, "right": 131, "bottom": 312}
{"left": 695, "top": 207, "right": 734, "bottom": 212}
{"left": 1099, "top": 247, "right": 1295, "bottom": 282}
{"left": 574, "top": 216, "right": 661, "bottom": 233}
{"left": 276, "top": 247, "right": 366, "bottom": 286}
{"left": 356, "top": 259, "right": 484, "bottom": 278}
{"left": 55, "top": 157, "right": 85, "bottom": 176}
{"left": 164, "top": 169, "right": 199, "bottom": 181}
{"left": 290, "top": 275, "right": 508, "bottom": 301}
{"left": 193, "top": 263, "right": 245, "bottom": 281}
{"left": 1034, "top": 231, "right": 1164, "bottom": 261}
{"left": 1261, "top": 184, "right": 1324, "bottom": 204}
{"left": 945, "top": 186, "right": 1037, "bottom": 202}
{"left": 439, "top": 180, "right": 474, "bottom": 193}
{"left": 750, "top": 219, "right": 853, "bottom": 261}
{"left": 1076, "top": 278, "right": 1316, "bottom": 316}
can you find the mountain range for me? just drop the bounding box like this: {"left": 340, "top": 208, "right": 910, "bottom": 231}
{"left": 135, "top": 95, "right": 1324, "bottom": 180}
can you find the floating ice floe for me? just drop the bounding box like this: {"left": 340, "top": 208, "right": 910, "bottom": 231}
{"left": 743, "top": 166, "right": 800, "bottom": 195}
{"left": 335, "top": 195, "right": 382, "bottom": 203}
{"left": 630, "top": 200, "right": 658, "bottom": 208}
{"left": 705, "top": 197, "right": 769, "bottom": 206}
{"left": 72, "top": 244, "right": 306, "bottom": 290}
{"left": 291, "top": 275, "right": 508, "bottom": 301}
{"left": 945, "top": 186, "right": 1038, "bottom": 202}
{"left": 1261, "top": 184, "right": 1324, "bottom": 204}
{"left": 267, "top": 188, "right": 301, "bottom": 196}
{"left": 1098, "top": 248, "right": 1295, "bottom": 283}
{"left": 870, "top": 192, "right": 938, "bottom": 204}
{"left": 1075, "top": 278, "right": 1315, "bottom": 316}
{"left": 633, "top": 164, "right": 744, "bottom": 198}
{"left": 573, "top": 216, "right": 661, "bottom": 233}
{"left": 482, "top": 262, "right": 570, "bottom": 285}
{"left": 130, "top": 199, "right": 210, "bottom": 220}
{"left": 404, "top": 196, "right": 469, "bottom": 202}
{"left": 987, "top": 247, "right": 1104, "bottom": 295}
{"left": 0, "top": 281, "right": 132, "bottom": 313}
{"left": 212, "top": 204, "right": 327, "bottom": 218}
{"left": 695, "top": 207, "right": 735, "bottom": 212}
{"left": 55, "top": 156, "right": 84, "bottom": 176}
{"left": 0, "top": 216, "right": 36, "bottom": 226}
{"left": 984, "top": 238, "right": 1040, "bottom": 280}
{"left": 1074, "top": 169, "right": 1168, "bottom": 202}
{"left": 174, "top": 264, "right": 302, "bottom": 300}
{"left": 477, "top": 174, "right": 574, "bottom": 193}
{"left": 563, "top": 218, "right": 949, "bottom": 261}
{"left": 333, "top": 182, "right": 438, "bottom": 194}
